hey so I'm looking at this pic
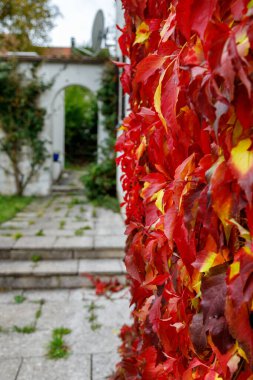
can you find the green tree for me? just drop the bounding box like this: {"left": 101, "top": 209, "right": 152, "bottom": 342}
{"left": 0, "top": 0, "right": 59, "bottom": 51}
{"left": 65, "top": 86, "right": 98, "bottom": 165}
{"left": 0, "top": 61, "right": 51, "bottom": 195}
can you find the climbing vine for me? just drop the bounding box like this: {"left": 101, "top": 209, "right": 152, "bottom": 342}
{"left": 0, "top": 60, "right": 51, "bottom": 195}
{"left": 113, "top": 0, "right": 253, "bottom": 379}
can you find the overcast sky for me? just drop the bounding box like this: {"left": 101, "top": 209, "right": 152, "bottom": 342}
{"left": 50, "top": 0, "right": 116, "bottom": 47}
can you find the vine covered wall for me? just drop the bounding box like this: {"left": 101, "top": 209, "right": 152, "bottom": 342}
{"left": 114, "top": 0, "right": 253, "bottom": 379}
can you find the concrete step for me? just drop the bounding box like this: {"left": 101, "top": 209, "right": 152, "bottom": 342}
{"left": 0, "top": 259, "right": 126, "bottom": 290}
{"left": 0, "top": 236, "right": 125, "bottom": 261}
{"left": 52, "top": 186, "right": 84, "bottom": 195}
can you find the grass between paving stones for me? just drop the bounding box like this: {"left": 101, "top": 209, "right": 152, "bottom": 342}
{"left": 68, "top": 197, "right": 87, "bottom": 209}
{"left": 0, "top": 195, "right": 33, "bottom": 224}
{"left": 0, "top": 325, "right": 8, "bottom": 333}
{"left": 44, "top": 196, "right": 56, "bottom": 209}
{"left": 85, "top": 301, "right": 103, "bottom": 331}
{"left": 75, "top": 215, "right": 88, "bottom": 222}
{"left": 91, "top": 196, "right": 120, "bottom": 213}
{"left": 13, "top": 299, "right": 44, "bottom": 334}
{"left": 31, "top": 254, "right": 42, "bottom": 263}
{"left": 75, "top": 226, "right": 92, "bottom": 236}
{"left": 13, "top": 325, "right": 36, "bottom": 334}
{"left": 47, "top": 327, "right": 72, "bottom": 360}
{"left": 14, "top": 294, "right": 26, "bottom": 304}
{"left": 35, "top": 229, "right": 45, "bottom": 237}
{"left": 12, "top": 232, "right": 23, "bottom": 240}
{"left": 59, "top": 220, "right": 66, "bottom": 229}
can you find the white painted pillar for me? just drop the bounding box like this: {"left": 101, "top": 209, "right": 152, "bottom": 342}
{"left": 97, "top": 100, "right": 109, "bottom": 163}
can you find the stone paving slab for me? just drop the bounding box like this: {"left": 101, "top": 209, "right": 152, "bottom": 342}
{"left": 54, "top": 236, "right": 93, "bottom": 250}
{"left": 69, "top": 326, "right": 121, "bottom": 355}
{"left": 33, "top": 261, "right": 79, "bottom": 276}
{"left": 14, "top": 237, "right": 56, "bottom": 250}
{"left": 79, "top": 259, "right": 125, "bottom": 275}
{"left": 0, "top": 331, "right": 52, "bottom": 358}
{"left": 0, "top": 260, "right": 80, "bottom": 276}
{"left": 95, "top": 223, "right": 125, "bottom": 236}
{"left": 94, "top": 235, "right": 126, "bottom": 250}
{"left": 92, "top": 298, "right": 132, "bottom": 328}
{"left": 0, "top": 261, "right": 34, "bottom": 275}
{"left": 0, "top": 290, "right": 25, "bottom": 303}
{"left": 36, "top": 301, "right": 84, "bottom": 330}
{"left": 0, "top": 194, "right": 126, "bottom": 262}
{"left": 93, "top": 352, "right": 120, "bottom": 380}
{"left": 0, "top": 358, "right": 21, "bottom": 380}
{"left": 1, "top": 221, "right": 30, "bottom": 229}
{"left": 0, "top": 259, "right": 126, "bottom": 289}
{"left": 0, "top": 237, "right": 16, "bottom": 249}
{"left": 23, "top": 289, "right": 69, "bottom": 303}
{"left": 17, "top": 355, "right": 91, "bottom": 380}
{"left": 10, "top": 249, "right": 73, "bottom": 261}
{"left": 0, "top": 288, "right": 131, "bottom": 379}
{"left": 0, "top": 303, "right": 38, "bottom": 329}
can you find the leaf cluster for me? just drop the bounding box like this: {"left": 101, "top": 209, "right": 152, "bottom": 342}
{"left": 113, "top": 1, "right": 253, "bottom": 379}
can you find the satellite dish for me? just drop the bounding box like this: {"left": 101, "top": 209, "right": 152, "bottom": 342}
{"left": 92, "top": 10, "right": 105, "bottom": 54}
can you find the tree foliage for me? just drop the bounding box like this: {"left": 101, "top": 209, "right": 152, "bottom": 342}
{"left": 113, "top": 0, "right": 253, "bottom": 379}
{"left": 0, "top": 0, "right": 59, "bottom": 51}
{"left": 0, "top": 60, "right": 50, "bottom": 195}
{"left": 65, "top": 86, "right": 98, "bottom": 165}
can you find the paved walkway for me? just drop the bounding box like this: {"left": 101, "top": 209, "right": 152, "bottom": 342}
{"left": 0, "top": 171, "right": 129, "bottom": 378}
{"left": 0, "top": 194, "right": 125, "bottom": 256}
{"left": 0, "top": 288, "right": 130, "bottom": 380}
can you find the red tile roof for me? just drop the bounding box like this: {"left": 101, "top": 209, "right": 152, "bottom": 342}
{"left": 40, "top": 47, "right": 74, "bottom": 58}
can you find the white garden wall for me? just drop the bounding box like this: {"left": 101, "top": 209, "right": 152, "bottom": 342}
{"left": 0, "top": 57, "right": 106, "bottom": 195}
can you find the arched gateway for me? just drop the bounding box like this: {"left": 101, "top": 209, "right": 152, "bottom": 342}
{"left": 0, "top": 55, "right": 107, "bottom": 195}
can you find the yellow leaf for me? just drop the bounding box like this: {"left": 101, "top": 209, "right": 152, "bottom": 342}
{"left": 230, "top": 138, "right": 253, "bottom": 176}
{"left": 236, "top": 29, "right": 250, "bottom": 58}
{"left": 229, "top": 262, "right": 240, "bottom": 280}
{"left": 244, "top": 245, "right": 253, "bottom": 256}
{"left": 140, "top": 181, "right": 150, "bottom": 199}
{"left": 229, "top": 218, "right": 251, "bottom": 241}
{"left": 199, "top": 252, "right": 217, "bottom": 273}
{"left": 134, "top": 22, "right": 150, "bottom": 44}
{"left": 154, "top": 73, "right": 167, "bottom": 130}
{"left": 192, "top": 269, "right": 201, "bottom": 294}
{"left": 136, "top": 136, "right": 146, "bottom": 160}
{"left": 155, "top": 189, "right": 165, "bottom": 214}
{"left": 237, "top": 344, "right": 249, "bottom": 362}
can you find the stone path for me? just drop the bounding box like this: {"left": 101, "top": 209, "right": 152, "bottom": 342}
{"left": 0, "top": 194, "right": 126, "bottom": 289}
{"left": 0, "top": 194, "right": 125, "bottom": 259}
{"left": 0, "top": 287, "right": 131, "bottom": 379}
{"left": 0, "top": 171, "right": 129, "bottom": 378}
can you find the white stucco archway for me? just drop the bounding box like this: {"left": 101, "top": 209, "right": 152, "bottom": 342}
{"left": 0, "top": 56, "right": 108, "bottom": 195}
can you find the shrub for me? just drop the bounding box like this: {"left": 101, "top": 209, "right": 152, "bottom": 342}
{"left": 65, "top": 85, "right": 97, "bottom": 164}
{"left": 0, "top": 60, "right": 50, "bottom": 195}
{"left": 82, "top": 62, "right": 118, "bottom": 200}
